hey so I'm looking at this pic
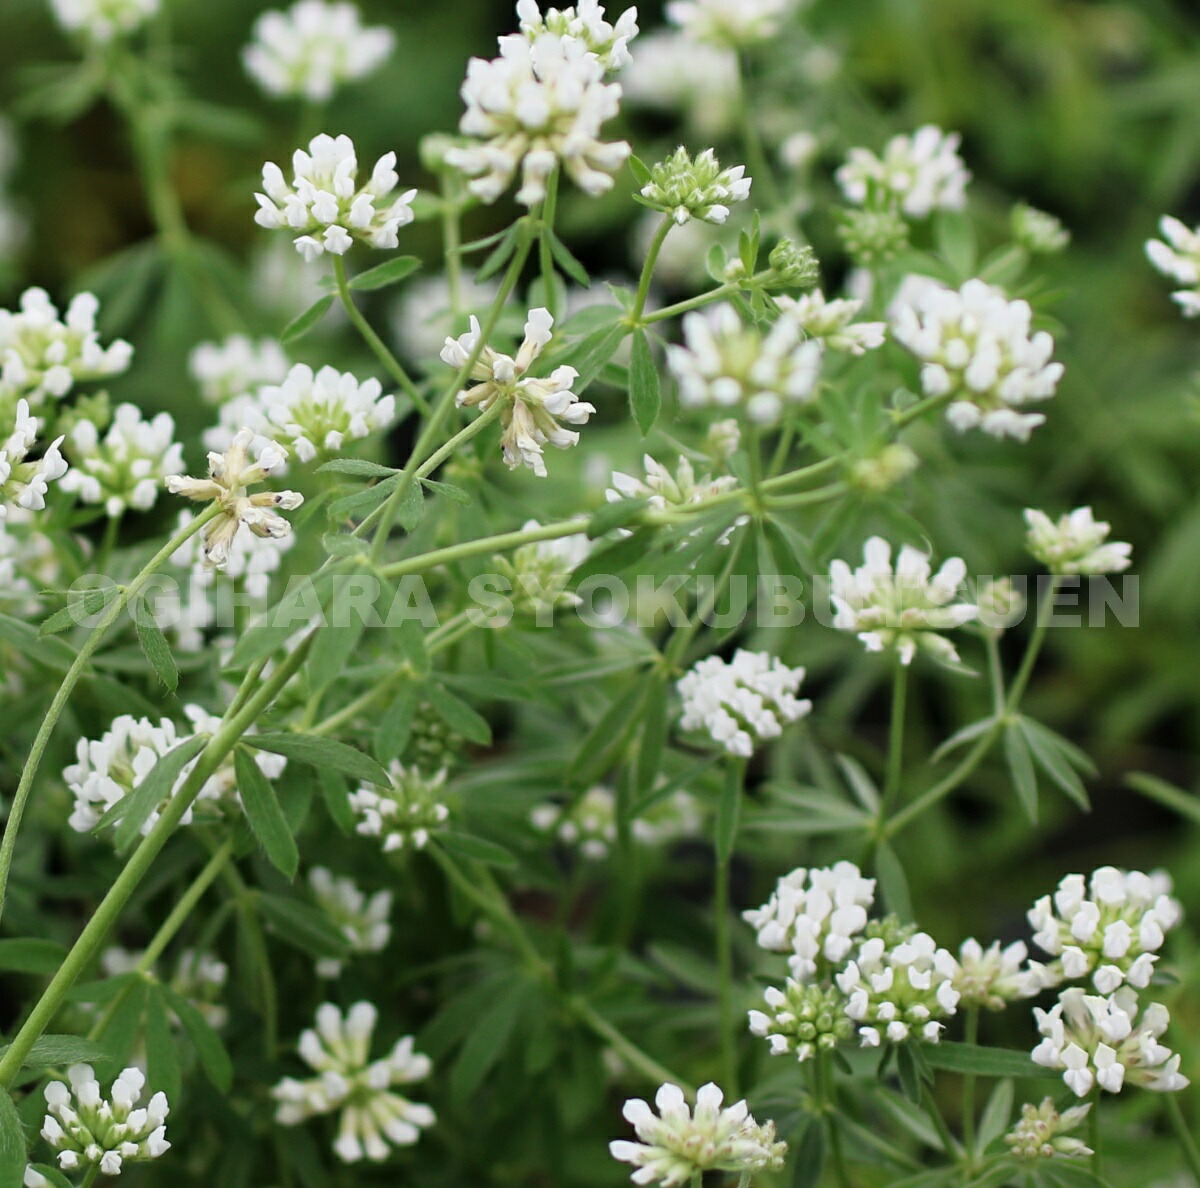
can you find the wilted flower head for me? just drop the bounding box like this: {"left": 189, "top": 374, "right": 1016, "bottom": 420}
{"left": 829, "top": 537, "right": 977, "bottom": 666}
{"left": 1006, "top": 1098, "right": 1092, "bottom": 1161}
{"left": 620, "top": 31, "right": 738, "bottom": 138}
{"left": 446, "top": 33, "right": 631, "bottom": 206}
{"left": 442, "top": 307, "right": 593, "bottom": 477}
{"left": 190, "top": 336, "right": 290, "bottom": 406}
{"left": 42, "top": 1065, "right": 170, "bottom": 1175}
{"left": 666, "top": 0, "right": 797, "bottom": 49}
{"left": 0, "top": 399, "right": 68, "bottom": 519}
{"left": 516, "top": 0, "right": 639, "bottom": 72}
{"left": 1024, "top": 507, "right": 1132, "bottom": 576}
{"left": 309, "top": 866, "right": 392, "bottom": 979}
{"left": 243, "top": 0, "right": 395, "bottom": 102}
{"left": 837, "top": 126, "right": 969, "bottom": 219}
{"left": 531, "top": 785, "right": 701, "bottom": 858}
{"left": 953, "top": 938, "right": 1040, "bottom": 1010}
{"left": 273, "top": 1001, "right": 435, "bottom": 1162}
{"left": 778, "top": 290, "right": 885, "bottom": 355}
{"left": 1032, "top": 986, "right": 1189, "bottom": 1096}
{"left": 748, "top": 980, "right": 854, "bottom": 1061}
{"left": 49, "top": 0, "right": 158, "bottom": 43}
{"left": 606, "top": 453, "right": 736, "bottom": 513}
{"left": 609, "top": 1082, "right": 787, "bottom": 1186}
{"left": 640, "top": 146, "right": 751, "bottom": 225}
{"left": 1146, "top": 215, "right": 1200, "bottom": 317}
{"left": 349, "top": 762, "right": 450, "bottom": 853}
{"left": 1012, "top": 203, "right": 1069, "bottom": 254}
{"left": 677, "top": 649, "right": 811, "bottom": 757}
{"left": 255, "top": 133, "right": 416, "bottom": 261}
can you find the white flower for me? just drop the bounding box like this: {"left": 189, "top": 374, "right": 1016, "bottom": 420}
{"left": 620, "top": 31, "right": 738, "bottom": 138}
{"left": 606, "top": 454, "right": 737, "bottom": 514}
{"left": 272, "top": 1001, "right": 435, "bottom": 1163}
{"left": 952, "top": 938, "right": 1041, "bottom": 1010}
{"left": 1032, "top": 986, "right": 1189, "bottom": 1097}
{"left": 829, "top": 537, "right": 977, "bottom": 666}
{"left": 836, "top": 931, "right": 961, "bottom": 1047}
{"left": 254, "top": 133, "right": 416, "bottom": 261}
{"left": 748, "top": 981, "right": 854, "bottom": 1062}
{"left": 59, "top": 403, "right": 183, "bottom": 517}
{"left": 742, "top": 862, "right": 875, "bottom": 978}
{"left": 392, "top": 273, "right": 503, "bottom": 360}
{"left": 441, "top": 307, "right": 593, "bottom": 477}
{"left": 778, "top": 290, "right": 886, "bottom": 355}
{"left": 516, "top": 0, "right": 639, "bottom": 72}
{"left": 189, "top": 336, "right": 290, "bottom": 406}
{"left": 42, "top": 1065, "right": 170, "bottom": 1175}
{"left": 243, "top": 0, "right": 394, "bottom": 102}
{"left": 1027, "top": 868, "right": 1182, "bottom": 994}
{"left": 1012, "top": 204, "right": 1069, "bottom": 254}
{"left": 349, "top": 762, "right": 450, "bottom": 853}
{"left": 166, "top": 428, "right": 304, "bottom": 570}
{"left": 1024, "top": 507, "right": 1132, "bottom": 576}
{"left": 309, "top": 867, "right": 392, "bottom": 979}
{"left": 445, "top": 33, "right": 631, "bottom": 207}
{"left": 1005, "top": 1098, "right": 1092, "bottom": 1161}
{"left": 676, "top": 649, "right": 811, "bottom": 758}
{"left": 889, "top": 277, "right": 1064, "bottom": 441}
{"left": 531, "top": 785, "right": 701, "bottom": 859}
{"left": 667, "top": 304, "right": 823, "bottom": 426}
{"left": 49, "top": 0, "right": 158, "bottom": 42}
{"left": 0, "top": 288, "right": 132, "bottom": 409}
{"left": 1146, "top": 215, "right": 1200, "bottom": 317}
{"left": 260, "top": 363, "right": 395, "bottom": 462}
{"left": 666, "top": 0, "right": 797, "bottom": 49}
{"left": 836, "top": 126, "right": 970, "bottom": 218}
{"left": 0, "top": 399, "right": 68, "bottom": 518}
{"left": 639, "top": 146, "right": 751, "bottom": 225}
{"left": 609, "top": 1082, "right": 787, "bottom": 1186}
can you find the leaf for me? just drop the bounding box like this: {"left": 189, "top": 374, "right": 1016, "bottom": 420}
{"left": 348, "top": 255, "right": 422, "bottom": 291}
{"left": 1126, "top": 772, "right": 1200, "bottom": 826}
{"left": 281, "top": 294, "right": 335, "bottom": 343}
{"left": 136, "top": 615, "right": 179, "bottom": 692}
{"left": 424, "top": 684, "right": 491, "bottom": 746}
{"left": 375, "top": 681, "right": 422, "bottom": 765}
{"left": 317, "top": 768, "right": 357, "bottom": 834}
{"left": 931, "top": 716, "right": 997, "bottom": 764}
{"left": 101, "top": 734, "right": 209, "bottom": 851}
{"left": 628, "top": 329, "right": 661, "bottom": 435}
{"left": 420, "top": 477, "right": 473, "bottom": 505}
{"left": 1019, "top": 718, "right": 1089, "bottom": 810}
{"left": 160, "top": 984, "right": 233, "bottom": 1092}
{"left": 627, "top": 155, "right": 652, "bottom": 188}
{"left": 476, "top": 223, "right": 521, "bottom": 281}
{"left": 0, "top": 939, "right": 68, "bottom": 974}
{"left": 236, "top": 749, "right": 299, "bottom": 879}
{"left": 0, "top": 1035, "right": 112, "bottom": 1070}
{"left": 634, "top": 677, "right": 668, "bottom": 799}
{"left": 144, "top": 987, "right": 182, "bottom": 1103}
{"left": 1004, "top": 723, "right": 1039, "bottom": 824}
{"left": 0, "top": 1089, "right": 25, "bottom": 1188}
{"left": 317, "top": 458, "right": 398, "bottom": 478}
{"left": 450, "top": 978, "right": 528, "bottom": 1106}
{"left": 248, "top": 733, "right": 390, "bottom": 786}
{"left": 39, "top": 585, "right": 121, "bottom": 636}
{"left": 546, "top": 230, "right": 591, "bottom": 287}
{"left": 571, "top": 322, "right": 628, "bottom": 393}
{"left": 791, "top": 1116, "right": 826, "bottom": 1187}
{"left": 874, "top": 839, "right": 912, "bottom": 921}
{"left": 586, "top": 496, "right": 648, "bottom": 539}
{"left": 258, "top": 893, "right": 352, "bottom": 958}
{"left": 0, "top": 613, "right": 75, "bottom": 672}
{"left": 328, "top": 475, "right": 399, "bottom": 521}
{"left": 438, "top": 831, "right": 517, "bottom": 869}
{"left": 715, "top": 760, "right": 743, "bottom": 862}
{"left": 976, "top": 1079, "right": 1014, "bottom": 1155}
{"left": 836, "top": 754, "right": 881, "bottom": 812}
{"left": 322, "top": 531, "right": 370, "bottom": 557}
{"left": 923, "top": 1042, "right": 1049, "bottom": 1079}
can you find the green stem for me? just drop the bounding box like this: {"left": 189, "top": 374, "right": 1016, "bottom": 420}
{"left": 1165, "top": 1094, "right": 1200, "bottom": 1184}
{"left": 539, "top": 166, "right": 560, "bottom": 320}
{"left": 332, "top": 254, "right": 428, "bottom": 414}
{"left": 714, "top": 757, "right": 745, "bottom": 1097}
{"left": 882, "top": 659, "right": 908, "bottom": 817}
{"left": 922, "top": 1084, "right": 961, "bottom": 1163}
{"left": 632, "top": 215, "right": 673, "bottom": 324}
{"left": 0, "top": 503, "right": 220, "bottom": 926}
{"left": 567, "top": 995, "right": 693, "bottom": 1092}
{"left": 80, "top": 1165, "right": 101, "bottom": 1188}
{"left": 1090, "top": 1090, "right": 1103, "bottom": 1180}
{"left": 96, "top": 512, "right": 122, "bottom": 572}
{"left": 962, "top": 1006, "right": 979, "bottom": 1162}
{"left": 642, "top": 279, "right": 740, "bottom": 325}
{"left": 736, "top": 53, "right": 783, "bottom": 212}
{"left": 441, "top": 176, "right": 464, "bottom": 317}
{"left": 1005, "top": 575, "right": 1060, "bottom": 708}
{"left": 762, "top": 481, "right": 848, "bottom": 511}
{"left": 816, "top": 1050, "right": 851, "bottom": 1188}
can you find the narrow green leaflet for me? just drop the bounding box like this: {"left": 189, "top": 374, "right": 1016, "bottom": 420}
{"left": 1126, "top": 771, "right": 1200, "bottom": 826}
{"left": 144, "top": 987, "right": 182, "bottom": 1102}
{"left": 0, "top": 938, "right": 69, "bottom": 974}
{"left": 875, "top": 839, "right": 913, "bottom": 922}
{"left": 628, "top": 329, "right": 661, "bottom": 435}
{"left": 136, "top": 615, "right": 179, "bottom": 691}
{"left": 317, "top": 458, "right": 398, "bottom": 478}
{"left": 1019, "top": 717, "right": 1091, "bottom": 810}
{"left": 347, "top": 255, "right": 421, "bottom": 291}
{"left": 0, "top": 1090, "right": 25, "bottom": 1188}
{"left": 438, "top": 831, "right": 518, "bottom": 869}
{"left": 235, "top": 748, "right": 299, "bottom": 879}
{"left": 101, "top": 733, "right": 209, "bottom": 851}
{"left": 161, "top": 984, "right": 233, "bottom": 1092}
{"left": 39, "top": 584, "right": 122, "bottom": 636}
{"left": 424, "top": 683, "right": 491, "bottom": 746}
{"left": 281, "top": 294, "right": 334, "bottom": 343}
{"left": 449, "top": 977, "right": 529, "bottom": 1107}
{"left": 1004, "top": 723, "right": 1039, "bottom": 823}
{"left": 0, "top": 1034, "right": 112, "bottom": 1070}
{"left": 257, "top": 893, "right": 352, "bottom": 958}
{"left": 375, "top": 681, "right": 422, "bottom": 765}
{"left": 249, "top": 733, "right": 390, "bottom": 786}
{"left": 924, "top": 1042, "right": 1049, "bottom": 1079}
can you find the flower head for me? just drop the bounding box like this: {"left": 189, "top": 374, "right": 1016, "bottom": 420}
{"left": 1012, "top": 204, "right": 1069, "bottom": 254}
{"left": 778, "top": 290, "right": 886, "bottom": 355}
{"left": 1146, "top": 215, "right": 1200, "bottom": 316}
{"left": 42, "top": 1065, "right": 170, "bottom": 1175}
{"left": 952, "top": 938, "right": 1040, "bottom": 1010}
{"left": 495, "top": 519, "right": 591, "bottom": 612}
{"left": 0, "top": 399, "right": 68, "bottom": 519}
{"left": 606, "top": 453, "right": 737, "bottom": 513}
{"left": 441, "top": 307, "right": 593, "bottom": 476}
{"left": 255, "top": 133, "right": 416, "bottom": 262}
{"left": 1005, "top": 1098, "right": 1092, "bottom": 1161}
{"left": 837, "top": 126, "right": 969, "bottom": 219}
{"left": 666, "top": 0, "right": 797, "bottom": 49}
{"left": 309, "top": 866, "right": 392, "bottom": 979}
{"left": 349, "top": 762, "right": 450, "bottom": 852}
{"left": 748, "top": 980, "right": 854, "bottom": 1061}
{"left": 49, "top": 0, "right": 158, "bottom": 42}
{"left": 272, "top": 1001, "right": 435, "bottom": 1163}
{"left": 639, "top": 146, "right": 751, "bottom": 226}
{"left": 531, "top": 785, "right": 701, "bottom": 858}
{"left": 516, "top": 0, "right": 639, "bottom": 72}
{"left": 829, "top": 537, "right": 977, "bottom": 666}
{"left": 1024, "top": 507, "right": 1132, "bottom": 576}
{"left": 609, "top": 1082, "right": 787, "bottom": 1186}
{"left": 244, "top": 0, "right": 394, "bottom": 102}
{"left": 190, "top": 336, "right": 290, "bottom": 407}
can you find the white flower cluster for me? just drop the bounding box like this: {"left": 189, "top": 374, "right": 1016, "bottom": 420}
{"left": 1012, "top": 204, "right": 1069, "bottom": 254}
{"left": 1033, "top": 986, "right": 1188, "bottom": 1096}
{"left": 41, "top": 1065, "right": 170, "bottom": 1175}
{"left": 190, "top": 335, "right": 290, "bottom": 407}
{"left": 309, "top": 866, "right": 392, "bottom": 979}
{"left": 1024, "top": 506, "right": 1132, "bottom": 576}
{"left": 837, "top": 126, "right": 969, "bottom": 218}
{"left": 60, "top": 403, "right": 183, "bottom": 517}
{"left": 1146, "top": 215, "right": 1200, "bottom": 316}
{"left": 747, "top": 981, "right": 854, "bottom": 1060}
{"left": 255, "top": 134, "right": 416, "bottom": 262}
{"left": 676, "top": 648, "right": 811, "bottom": 757}
{"left": 606, "top": 453, "right": 736, "bottom": 514}
{"left": 516, "top": 0, "right": 639, "bottom": 72}
{"left": 666, "top": 0, "right": 796, "bottom": 49}
{"left": 349, "top": 762, "right": 451, "bottom": 852}
{"left": 273, "top": 1001, "right": 435, "bottom": 1163}
{"left": 259, "top": 363, "right": 395, "bottom": 462}
{"left": 49, "top": 0, "right": 158, "bottom": 42}
{"left": 620, "top": 31, "right": 738, "bottom": 138}
{"left": 243, "top": 0, "right": 394, "bottom": 102}
{"left": 667, "top": 304, "right": 824, "bottom": 426}
{"left": 890, "top": 277, "right": 1064, "bottom": 441}
{"left": 610, "top": 1082, "right": 787, "bottom": 1187}
{"left": 779, "top": 290, "right": 886, "bottom": 355}
{"left": 443, "top": 307, "right": 593, "bottom": 477}
{"left": 1027, "top": 867, "right": 1182, "bottom": 993}
{"left": 639, "top": 146, "right": 751, "bottom": 226}
{"left": 530, "top": 785, "right": 701, "bottom": 859}
{"left": 446, "top": 32, "right": 631, "bottom": 206}
{"left": 1005, "top": 1098, "right": 1092, "bottom": 1162}
{"left": 829, "top": 536, "right": 977, "bottom": 666}
{"left": 952, "top": 938, "right": 1040, "bottom": 1011}
{"left": 0, "top": 399, "right": 68, "bottom": 520}
{"left": 495, "top": 520, "right": 591, "bottom": 613}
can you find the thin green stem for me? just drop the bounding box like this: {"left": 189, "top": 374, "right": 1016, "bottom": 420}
{"left": 714, "top": 757, "right": 745, "bottom": 1097}
{"left": 539, "top": 166, "right": 560, "bottom": 320}
{"left": 962, "top": 1006, "right": 979, "bottom": 1162}
{"left": 96, "top": 512, "right": 121, "bottom": 572}
{"left": 632, "top": 215, "right": 673, "bottom": 324}
{"left": 0, "top": 503, "right": 220, "bottom": 926}
{"left": 922, "top": 1084, "right": 961, "bottom": 1163}
{"left": 762, "top": 481, "right": 848, "bottom": 510}
{"left": 816, "top": 1051, "right": 851, "bottom": 1188}
{"left": 736, "top": 53, "right": 783, "bottom": 212}
{"left": 1165, "top": 1094, "right": 1200, "bottom": 1184}
{"left": 441, "top": 177, "right": 464, "bottom": 317}
{"left": 567, "top": 995, "right": 693, "bottom": 1093}
{"left": 1006, "top": 575, "right": 1060, "bottom": 708}
{"left": 1090, "top": 1090, "right": 1103, "bottom": 1180}
{"left": 642, "top": 279, "right": 740, "bottom": 325}
{"left": 882, "top": 660, "right": 908, "bottom": 817}
{"left": 80, "top": 1165, "right": 101, "bottom": 1188}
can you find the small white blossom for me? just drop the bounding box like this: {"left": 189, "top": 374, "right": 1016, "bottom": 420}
{"left": 272, "top": 1001, "right": 435, "bottom": 1163}
{"left": 0, "top": 399, "right": 68, "bottom": 518}
{"left": 189, "top": 336, "right": 290, "bottom": 407}
{"left": 621, "top": 31, "right": 738, "bottom": 138}
{"left": 255, "top": 133, "right": 416, "bottom": 261}
{"left": 244, "top": 0, "right": 394, "bottom": 102}
{"left": 889, "top": 277, "right": 1064, "bottom": 441}
{"left": 676, "top": 649, "right": 811, "bottom": 758}
{"left": 1146, "top": 215, "right": 1200, "bottom": 317}
{"left": 42, "top": 1065, "right": 170, "bottom": 1175}
{"left": 666, "top": 0, "right": 797, "bottom": 49}
{"left": 1012, "top": 204, "right": 1069, "bottom": 254}
{"left": 445, "top": 33, "right": 631, "bottom": 206}
{"left": 1005, "top": 1098, "right": 1092, "bottom": 1161}
{"left": 349, "top": 762, "right": 450, "bottom": 853}
{"left": 260, "top": 363, "right": 396, "bottom": 462}
{"left": 829, "top": 537, "right": 977, "bottom": 666}
{"left": 516, "top": 0, "right": 639, "bottom": 72}
{"left": 748, "top": 981, "right": 854, "bottom": 1062}
{"left": 610, "top": 1082, "right": 787, "bottom": 1187}
{"left": 606, "top": 453, "right": 736, "bottom": 513}
{"left": 60, "top": 403, "right": 183, "bottom": 517}
{"left": 166, "top": 428, "right": 304, "bottom": 570}
{"left": 531, "top": 785, "right": 701, "bottom": 858}
{"left": 953, "top": 938, "right": 1041, "bottom": 1010}
{"left": 442, "top": 307, "right": 593, "bottom": 477}
{"left": 309, "top": 866, "right": 392, "bottom": 979}
{"left": 1032, "top": 986, "right": 1189, "bottom": 1097}
{"left": 836, "top": 126, "right": 970, "bottom": 218}
{"left": 778, "top": 290, "right": 886, "bottom": 355}
{"left": 667, "top": 304, "right": 823, "bottom": 426}
{"left": 49, "top": 0, "right": 158, "bottom": 43}
{"left": 639, "top": 146, "right": 751, "bottom": 225}
{"left": 1027, "top": 867, "right": 1182, "bottom": 994}
{"left": 1024, "top": 507, "right": 1132, "bottom": 576}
